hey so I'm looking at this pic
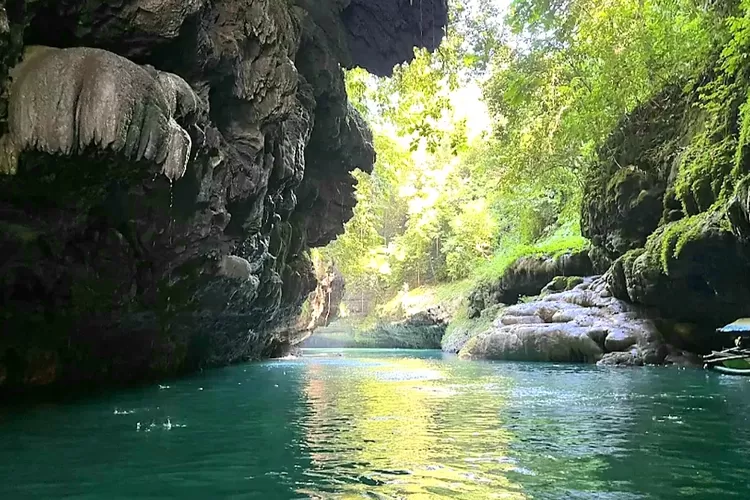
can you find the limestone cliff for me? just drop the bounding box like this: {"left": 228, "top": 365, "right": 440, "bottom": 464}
{"left": 276, "top": 261, "right": 346, "bottom": 352}
{"left": 581, "top": 46, "right": 750, "bottom": 351}
{"left": 0, "top": 0, "right": 447, "bottom": 392}
{"left": 457, "top": 21, "right": 750, "bottom": 364}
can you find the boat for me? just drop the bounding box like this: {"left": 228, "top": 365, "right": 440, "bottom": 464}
{"left": 703, "top": 319, "right": 750, "bottom": 375}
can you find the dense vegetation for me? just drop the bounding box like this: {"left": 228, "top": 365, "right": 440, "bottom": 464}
{"left": 321, "top": 0, "right": 732, "bottom": 320}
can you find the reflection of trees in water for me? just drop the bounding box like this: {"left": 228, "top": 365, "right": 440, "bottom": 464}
{"left": 299, "top": 356, "right": 528, "bottom": 498}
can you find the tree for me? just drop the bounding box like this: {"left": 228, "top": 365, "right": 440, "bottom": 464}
{"left": 325, "top": 0, "right": 723, "bottom": 315}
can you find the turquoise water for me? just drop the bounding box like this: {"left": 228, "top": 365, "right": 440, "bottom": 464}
{"left": 2, "top": 349, "right": 750, "bottom": 499}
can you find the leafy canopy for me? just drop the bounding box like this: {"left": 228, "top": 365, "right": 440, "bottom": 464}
{"left": 322, "top": 0, "right": 722, "bottom": 314}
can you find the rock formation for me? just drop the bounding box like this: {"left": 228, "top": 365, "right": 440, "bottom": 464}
{"left": 459, "top": 277, "right": 669, "bottom": 365}
{"left": 463, "top": 28, "right": 750, "bottom": 362}
{"left": 1, "top": 46, "right": 196, "bottom": 179}
{"left": 0, "top": 0, "right": 447, "bottom": 392}
{"left": 459, "top": 31, "right": 750, "bottom": 363}
{"left": 467, "top": 250, "right": 593, "bottom": 318}
{"left": 281, "top": 261, "right": 346, "bottom": 352}
{"left": 361, "top": 306, "right": 450, "bottom": 349}
{"left": 581, "top": 56, "right": 750, "bottom": 348}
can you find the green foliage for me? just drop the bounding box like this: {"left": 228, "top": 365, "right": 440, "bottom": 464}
{"left": 723, "top": 1, "right": 750, "bottom": 175}
{"left": 324, "top": 0, "right": 724, "bottom": 323}
{"left": 474, "top": 221, "right": 588, "bottom": 282}
{"left": 485, "top": 0, "right": 718, "bottom": 194}
{"left": 660, "top": 0, "right": 750, "bottom": 217}
{"left": 441, "top": 303, "right": 499, "bottom": 353}
{"left": 376, "top": 279, "right": 472, "bottom": 322}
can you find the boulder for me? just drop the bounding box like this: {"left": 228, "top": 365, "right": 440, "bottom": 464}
{"left": 663, "top": 346, "right": 703, "bottom": 367}
{"left": 460, "top": 323, "right": 603, "bottom": 363}
{"left": 441, "top": 304, "right": 501, "bottom": 354}
{"left": 460, "top": 277, "right": 668, "bottom": 365}
{"left": 597, "top": 350, "right": 643, "bottom": 367}
{"left": 362, "top": 306, "right": 450, "bottom": 349}
{"left": 541, "top": 275, "right": 585, "bottom": 296}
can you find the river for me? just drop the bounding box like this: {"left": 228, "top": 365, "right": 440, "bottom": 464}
{"left": 1, "top": 349, "right": 749, "bottom": 499}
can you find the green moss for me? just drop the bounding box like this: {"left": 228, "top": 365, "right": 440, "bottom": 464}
{"left": 674, "top": 133, "right": 735, "bottom": 215}
{"left": 612, "top": 247, "right": 646, "bottom": 284}
{"left": 459, "top": 335, "right": 480, "bottom": 356}
{"left": 545, "top": 275, "right": 585, "bottom": 293}
{"left": 646, "top": 211, "right": 713, "bottom": 275}
{"left": 656, "top": 79, "right": 748, "bottom": 273}
{"left": 734, "top": 92, "right": 750, "bottom": 175}
{"left": 474, "top": 221, "right": 588, "bottom": 282}
{"left": 568, "top": 276, "right": 585, "bottom": 287}
{"left": 622, "top": 247, "right": 646, "bottom": 268}
{"left": 606, "top": 166, "right": 644, "bottom": 197}
{"left": 441, "top": 303, "right": 499, "bottom": 353}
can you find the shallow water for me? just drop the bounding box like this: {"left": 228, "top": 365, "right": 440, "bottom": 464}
{"left": 2, "top": 349, "right": 750, "bottom": 499}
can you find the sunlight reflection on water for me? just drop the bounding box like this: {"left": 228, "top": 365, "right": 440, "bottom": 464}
{"left": 1, "top": 349, "right": 750, "bottom": 499}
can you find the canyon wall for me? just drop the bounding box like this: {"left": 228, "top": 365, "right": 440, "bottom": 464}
{"left": 582, "top": 61, "right": 750, "bottom": 352}
{"left": 459, "top": 27, "right": 750, "bottom": 364}
{"left": 0, "top": 0, "right": 447, "bottom": 391}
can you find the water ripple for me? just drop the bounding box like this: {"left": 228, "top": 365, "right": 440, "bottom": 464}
{"left": 1, "top": 350, "right": 750, "bottom": 499}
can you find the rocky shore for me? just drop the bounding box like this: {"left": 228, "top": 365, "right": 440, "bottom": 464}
{"left": 459, "top": 275, "right": 699, "bottom": 367}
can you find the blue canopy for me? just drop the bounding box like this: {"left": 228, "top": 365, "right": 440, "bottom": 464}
{"left": 717, "top": 318, "right": 750, "bottom": 335}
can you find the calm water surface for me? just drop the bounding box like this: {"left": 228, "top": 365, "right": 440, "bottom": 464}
{"left": 2, "top": 349, "right": 750, "bottom": 499}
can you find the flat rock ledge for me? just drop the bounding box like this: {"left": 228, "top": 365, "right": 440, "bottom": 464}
{"left": 459, "top": 276, "right": 673, "bottom": 366}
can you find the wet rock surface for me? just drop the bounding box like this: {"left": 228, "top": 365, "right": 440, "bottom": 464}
{"left": 0, "top": 0, "right": 446, "bottom": 392}
{"left": 459, "top": 277, "right": 669, "bottom": 365}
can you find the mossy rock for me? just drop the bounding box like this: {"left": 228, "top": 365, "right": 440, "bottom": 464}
{"left": 582, "top": 56, "right": 750, "bottom": 337}
{"left": 674, "top": 134, "right": 735, "bottom": 216}
{"left": 581, "top": 85, "right": 689, "bottom": 259}
{"left": 608, "top": 206, "right": 750, "bottom": 327}
{"left": 542, "top": 276, "right": 585, "bottom": 295}
{"left": 441, "top": 304, "right": 501, "bottom": 354}
{"left": 467, "top": 250, "right": 592, "bottom": 316}
{"left": 583, "top": 165, "right": 666, "bottom": 257}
